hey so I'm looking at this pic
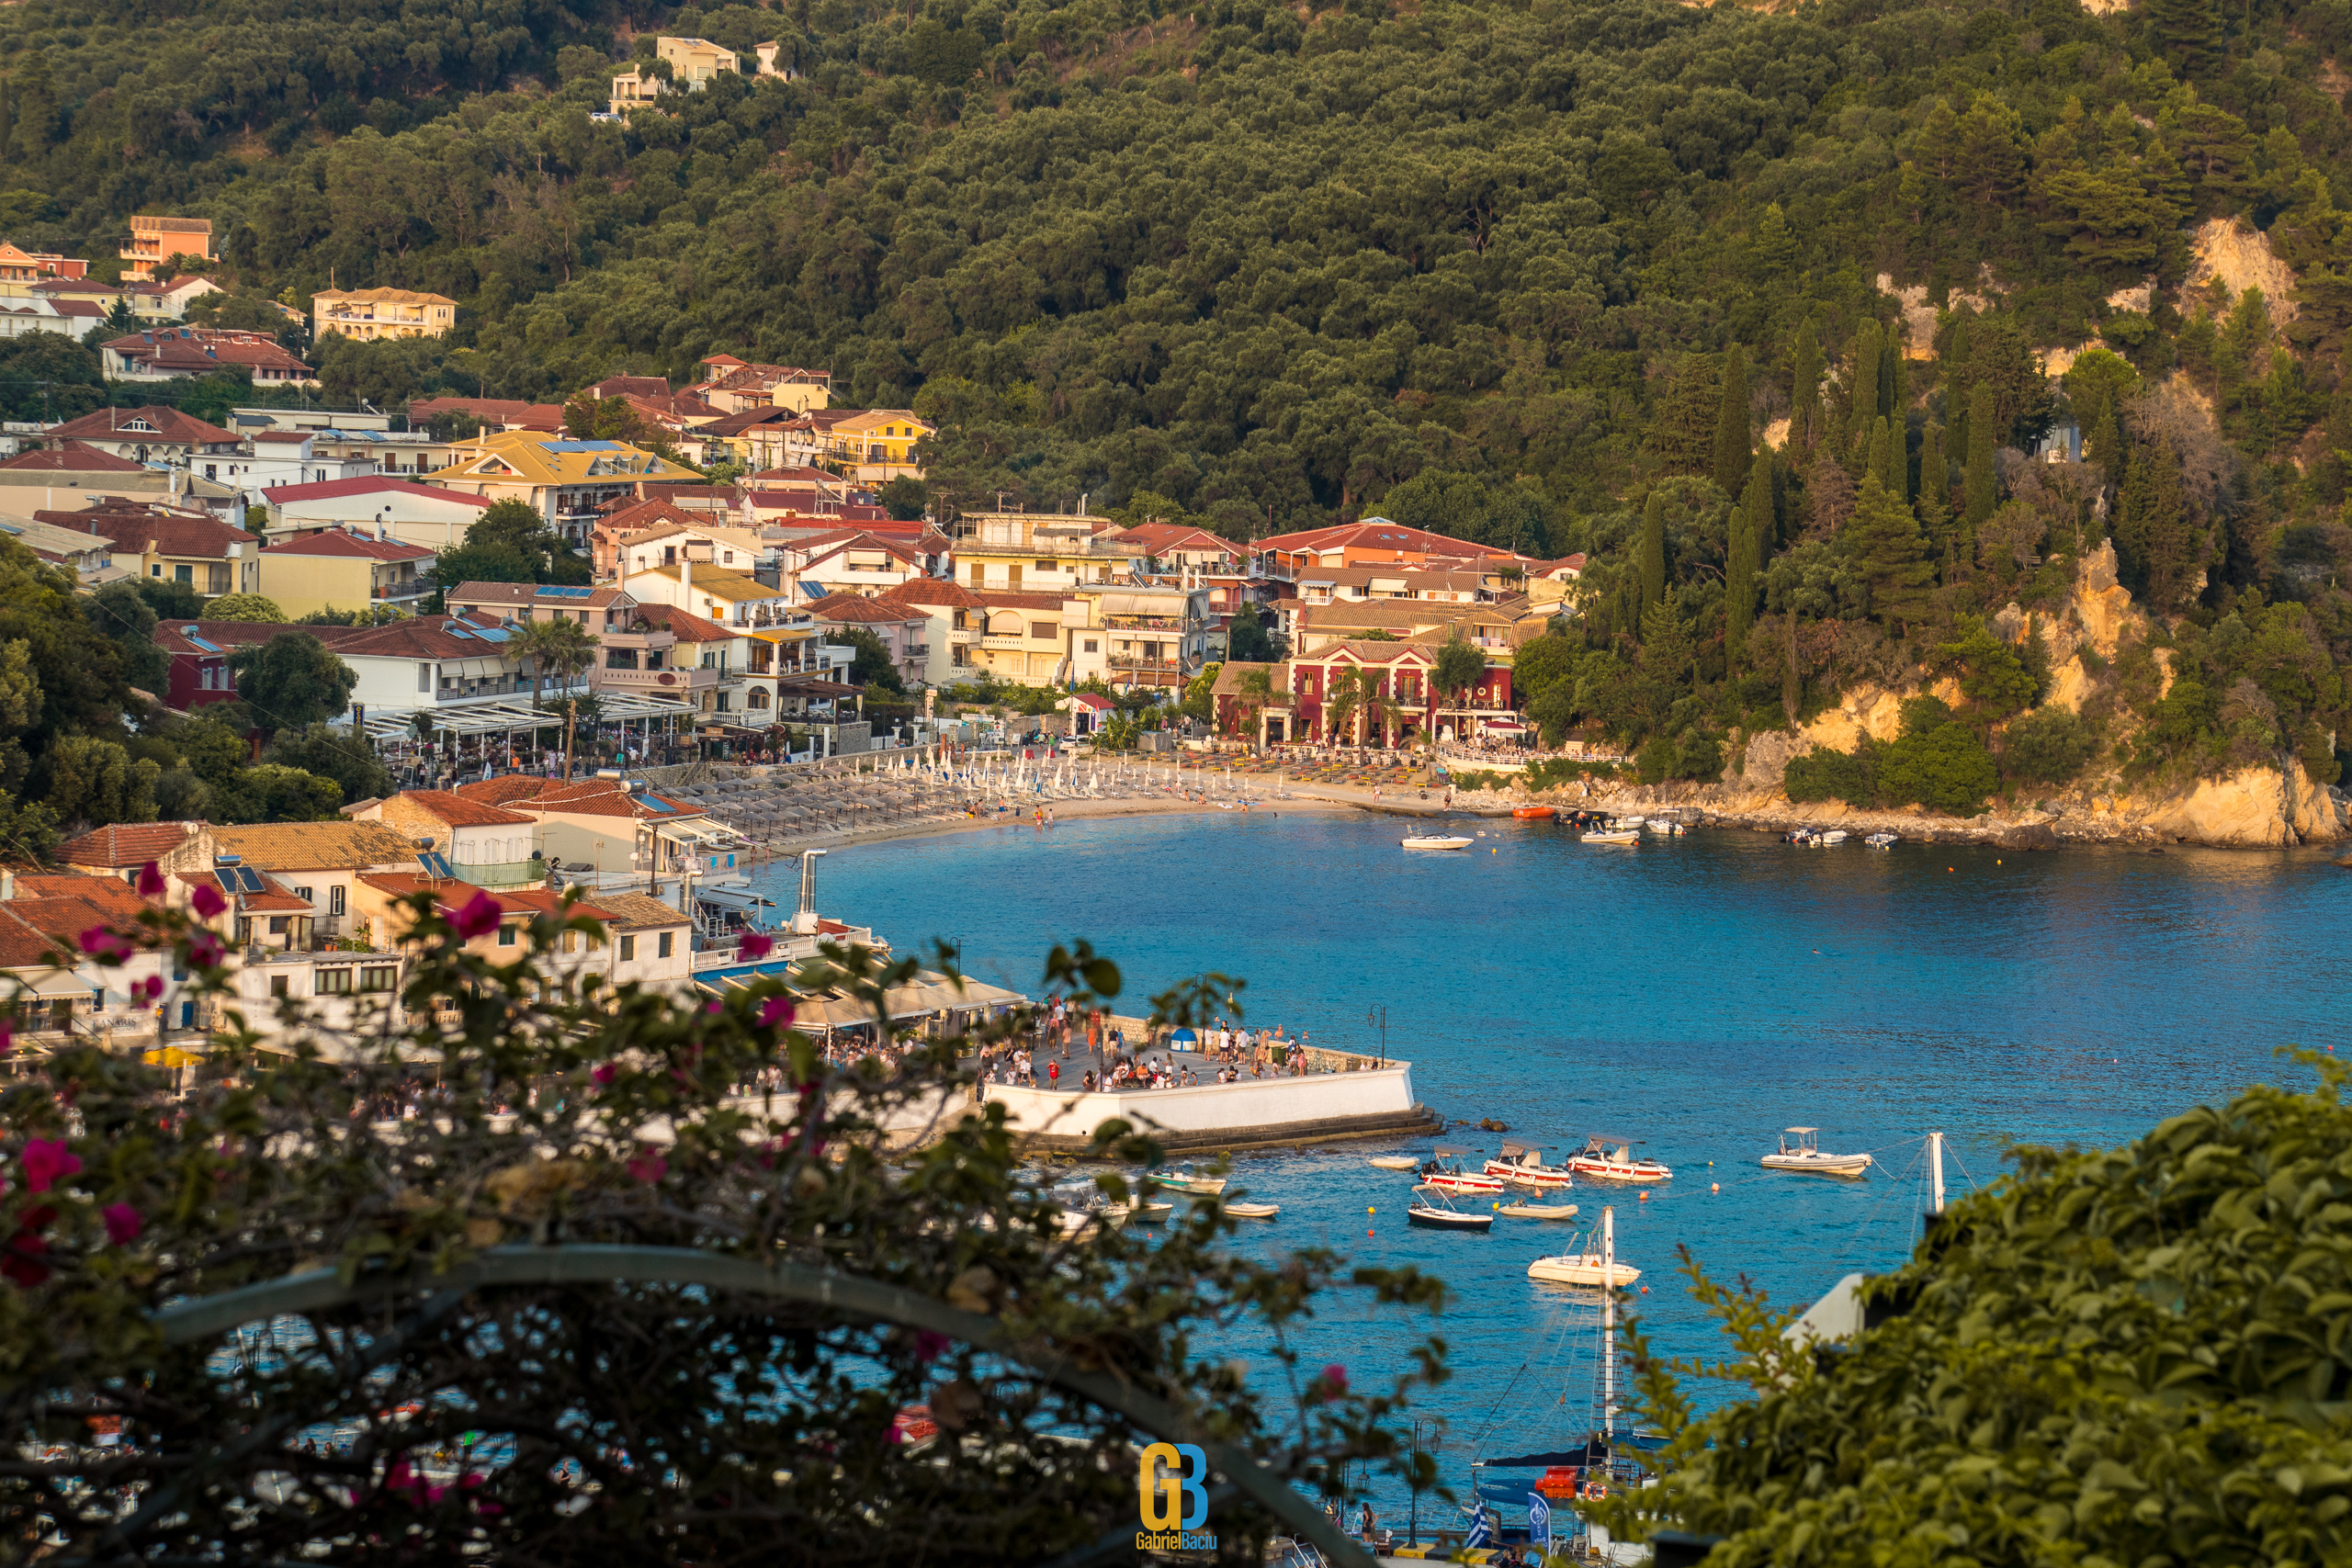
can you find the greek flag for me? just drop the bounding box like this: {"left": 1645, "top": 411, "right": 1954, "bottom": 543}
{"left": 1528, "top": 1492, "right": 1552, "bottom": 1551}
{"left": 1463, "top": 1504, "right": 1495, "bottom": 1550}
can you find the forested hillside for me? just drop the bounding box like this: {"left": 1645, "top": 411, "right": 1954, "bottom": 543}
{"left": 7, "top": 0, "right": 2352, "bottom": 820}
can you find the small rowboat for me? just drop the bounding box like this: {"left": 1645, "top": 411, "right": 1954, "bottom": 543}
{"left": 1148, "top": 1167, "right": 1227, "bottom": 1196}
{"left": 1401, "top": 835, "right": 1476, "bottom": 851}
{"left": 1581, "top": 829, "right": 1639, "bottom": 844}
{"left": 1497, "top": 1201, "right": 1579, "bottom": 1220}
{"left": 1512, "top": 805, "right": 1556, "bottom": 820}
{"left": 1224, "top": 1201, "right": 1280, "bottom": 1219}
{"left": 1408, "top": 1186, "right": 1495, "bottom": 1232}
{"left": 1367, "top": 1155, "right": 1420, "bottom": 1171}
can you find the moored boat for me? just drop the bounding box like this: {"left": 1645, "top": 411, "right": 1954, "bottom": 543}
{"left": 1528, "top": 1204, "right": 1638, "bottom": 1287}
{"left": 1367, "top": 1154, "right": 1420, "bottom": 1171}
{"left": 1485, "top": 1140, "right": 1575, "bottom": 1190}
{"left": 1408, "top": 1184, "right": 1497, "bottom": 1232}
{"left": 1419, "top": 1144, "right": 1507, "bottom": 1194}
{"left": 1512, "top": 805, "right": 1557, "bottom": 819}
{"left": 1401, "top": 834, "right": 1476, "bottom": 851}
{"left": 1148, "top": 1166, "right": 1227, "bottom": 1196}
{"left": 1224, "top": 1201, "right": 1280, "bottom": 1219}
{"left": 1563, "top": 1133, "right": 1673, "bottom": 1184}
{"left": 1580, "top": 824, "right": 1640, "bottom": 844}
{"left": 1759, "top": 1126, "right": 1873, "bottom": 1178}
{"left": 1497, "top": 1200, "right": 1579, "bottom": 1220}
{"left": 1865, "top": 831, "right": 1898, "bottom": 848}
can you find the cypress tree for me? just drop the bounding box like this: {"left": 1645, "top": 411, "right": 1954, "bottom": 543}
{"left": 1885, "top": 412, "right": 1908, "bottom": 503}
{"left": 1848, "top": 320, "right": 1883, "bottom": 429}
{"left": 1790, "top": 321, "right": 1823, "bottom": 448}
{"left": 2087, "top": 395, "right": 2126, "bottom": 484}
{"left": 1865, "top": 416, "right": 1890, "bottom": 491}
{"left": 1962, "top": 381, "right": 1998, "bottom": 529}
{"left": 1878, "top": 333, "right": 1901, "bottom": 425}
{"left": 1916, "top": 421, "right": 1951, "bottom": 556}
{"left": 1842, "top": 471, "right": 1938, "bottom": 635}
{"left": 1713, "top": 343, "right": 1752, "bottom": 495}
{"left": 1638, "top": 490, "right": 1667, "bottom": 621}
{"left": 1727, "top": 461, "right": 1766, "bottom": 663}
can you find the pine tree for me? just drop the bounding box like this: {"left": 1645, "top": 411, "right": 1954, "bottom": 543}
{"left": 1638, "top": 490, "right": 1667, "bottom": 621}
{"left": 1790, "top": 320, "right": 1823, "bottom": 448}
{"left": 2113, "top": 443, "right": 2157, "bottom": 597}
{"left": 1727, "top": 462, "right": 1766, "bottom": 664}
{"left": 1962, "top": 381, "right": 1998, "bottom": 528}
{"left": 2147, "top": 0, "right": 2222, "bottom": 78}
{"left": 1713, "top": 343, "right": 1751, "bottom": 495}
{"left": 2140, "top": 444, "right": 2200, "bottom": 613}
{"left": 1843, "top": 471, "right": 1938, "bottom": 634}
{"left": 1916, "top": 421, "right": 1951, "bottom": 556}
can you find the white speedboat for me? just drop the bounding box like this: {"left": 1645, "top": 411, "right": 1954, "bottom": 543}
{"left": 1564, "top": 1134, "right": 1673, "bottom": 1184}
{"left": 1224, "top": 1201, "right": 1280, "bottom": 1219}
{"left": 1527, "top": 1248, "right": 1641, "bottom": 1287}
{"left": 1148, "top": 1167, "right": 1227, "bottom": 1196}
{"left": 1865, "top": 831, "right": 1897, "bottom": 848}
{"left": 1367, "top": 1155, "right": 1420, "bottom": 1171}
{"left": 1759, "top": 1126, "right": 1873, "bottom": 1178}
{"left": 1581, "top": 825, "right": 1640, "bottom": 844}
{"left": 1402, "top": 835, "right": 1476, "bottom": 851}
{"left": 1497, "top": 1200, "right": 1578, "bottom": 1220}
{"left": 1485, "top": 1140, "right": 1575, "bottom": 1190}
{"left": 1408, "top": 1185, "right": 1496, "bottom": 1232}
{"left": 1109, "top": 1198, "right": 1175, "bottom": 1224}
{"left": 1417, "top": 1145, "right": 1506, "bottom": 1195}
{"left": 1816, "top": 829, "right": 1849, "bottom": 846}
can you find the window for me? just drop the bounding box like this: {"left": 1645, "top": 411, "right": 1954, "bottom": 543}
{"left": 175, "top": 564, "right": 192, "bottom": 584}
{"left": 269, "top": 975, "right": 289, "bottom": 998}
{"left": 657, "top": 931, "right": 673, "bottom": 959}
{"left": 417, "top": 662, "right": 431, "bottom": 694}
{"left": 359, "top": 965, "right": 397, "bottom": 993}
{"left": 1084, "top": 638, "right": 1099, "bottom": 653}
{"left": 267, "top": 916, "right": 289, "bottom": 936}
{"left": 294, "top": 886, "right": 313, "bottom": 906}
{"left": 1030, "top": 622, "right": 1055, "bottom": 641}
{"left": 316, "top": 968, "right": 352, "bottom": 994}
{"left": 329, "top": 886, "right": 345, "bottom": 917}
{"left": 1035, "top": 559, "right": 1055, "bottom": 571}
{"left": 619, "top": 933, "right": 637, "bottom": 961}
{"left": 498, "top": 924, "right": 517, "bottom": 947}
{"left": 561, "top": 930, "right": 579, "bottom": 953}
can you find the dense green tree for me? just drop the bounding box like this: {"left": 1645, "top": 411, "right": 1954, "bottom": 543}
{"left": 827, "top": 626, "right": 905, "bottom": 695}
{"left": 262, "top": 726, "right": 394, "bottom": 807}
{"left": 1842, "top": 473, "right": 1937, "bottom": 633}
{"left": 38, "top": 733, "right": 158, "bottom": 829}
{"left": 80, "top": 581, "right": 168, "bottom": 695}
{"left": 1962, "top": 383, "right": 1999, "bottom": 530}
{"left": 201, "top": 593, "right": 287, "bottom": 624}
{"left": 1433, "top": 633, "right": 1486, "bottom": 704}
{"left": 1227, "top": 604, "right": 1284, "bottom": 663}
{"left": 1713, "top": 344, "right": 1750, "bottom": 496}
{"left": 1934, "top": 615, "right": 2038, "bottom": 718}
{"left": 1637, "top": 491, "right": 1667, "bottom": 622}
{"left": 1726, "top": 464, "right": 1766, "bottom": 665}
{"left": 2002, "top": 705, "right": 2098, "bottom": 784}
{"left": 465, "top": 500, "right": 592, "bottom": 587}
{"left": 230, "top": 633, "right": 360, "bottom": 732}
{"left": 876, "top": 477, "right": 930, "bottom": 523}
{"left": 134, "top": 580, "right": 206, "bottom": 622}
{"left": 1788, "top": 321, "right": 1823, "bottom": 451}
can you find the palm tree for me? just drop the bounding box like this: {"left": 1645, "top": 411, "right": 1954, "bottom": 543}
{"left": 515, "top": 617, "right": 600, "bottom": 781}
{"left": 1323, "top": 667, "right": 1364, "bottom": 748}
{"left": 1236, "top": 667, "right": 1272, "bottom": 742}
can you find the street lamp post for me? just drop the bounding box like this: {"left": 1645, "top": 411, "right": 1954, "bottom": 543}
{"left": 1367, "top": 1004, "right": 1387, "bottom": 1068}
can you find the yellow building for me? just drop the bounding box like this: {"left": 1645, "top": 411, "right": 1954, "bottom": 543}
{"left": 821, "top": 410, "right": 933, "bottom": 483}
{"left": 121, "top": 216, "right": 215, "bottom": 282}
{"left": 311, "top": 287, "right": 458, "bottom": 343}
{"left": 956, "top": 512, "right": 1146, "bottom": 593}
{"left": 256, "top": 529, "right": 436, "bottom": 619}
{"left": 610, "top": 36, "right": 791, "bottom": 116}
{"left": 422, "top": 430, "right": 696, "bottom": 548}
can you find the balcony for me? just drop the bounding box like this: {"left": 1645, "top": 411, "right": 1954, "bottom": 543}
{"left": 374, "top": 581, "right": 429, "bottom": 602}
{"left": 947, "top": 626, "right": 978, "bottom": 644}
{"left": 979, "top": 634, "right": 1030, "bottom": 650}
{"left": 1103, "top": 615, "right": 1194, "bottom": 632}
{"left": 594, "top": 665, "right": 718, "bottom": 697}
{"left": 1108, "top": 654, "right": 1189, "bottom": 672}
{"left": 448, "top": 857, "right": 546, "bottom": 890}
{"left": 903, "top": 644, "right": 930, "bottom": 661}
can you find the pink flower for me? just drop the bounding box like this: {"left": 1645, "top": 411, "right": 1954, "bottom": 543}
{"left": 101, "top": 1203, "right": 141, "bottom": 1247}
{"left": 134, "top": 976, "right": 164, "bottom": 1002}
{"left": 1321, "top": 1363, "right": 1349, "bottom": 1396}
{"left": 21, "top": 1139, "right": 80, "bottom": 1195}
{"left": 135, "top": 861, "right": 166, "bottom": 898}
{"left": 760, "top": 997, "right": 797, "bottom": 1030}
{"left": 187, "top": 931, "right": 225, "bottom": 969}
{"left": 705, "top": 1000, "right": 723, "bottom": 1015}
{"left": 78, "top": 926, "right": 131, "bottom": 964}
{"left": 0, "top": 1018, "right": 12, "bottom": 1058}
{"left": 591, "top": 1064, "right": 617, "bottom": 1088}
{"left": 450, "top": 891, "right": 503, "bottom": 940}
{"left": 190, "top": 884, "right": 226, "bottom": 919}
{"left": 739, "top": 931, "right": 775, "bottom": 960}
{"left": 2, "top": 1216, "right": 51, "bottom": 1287}
{"left": 627, "top": 1149, "right": 667, "bottom": 1184}
{"left": 913, "top": 1329, "right": 950, "bottom": 1364}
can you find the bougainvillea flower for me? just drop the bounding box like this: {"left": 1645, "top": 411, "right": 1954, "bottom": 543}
{"left": 22, "top": 1139, "right": 81, "bottom": 1195}
{"left": 101, "top": 1203, "right": 141, "bottom": 1246}
{"left": 739, "top": 932, "right": 775, "bottom": 960}
{"left": 190, "top": 884, "right": 227, "bottom": 919}
{"left": 136, "top": 861, "right": 166, "bottom": 898}
{"left": 627, "top": 1149, "right": 668, "bottom": 1184}
{"left": 451, "top": 891, "right": 503, "bottom": 940}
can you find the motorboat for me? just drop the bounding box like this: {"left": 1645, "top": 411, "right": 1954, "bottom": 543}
{"left": 1816, "top": 829, "right": 1849, "bottom": 846}
{"left": 1485, "top": 1140, "right": 1575, "bottom": 1190}
{"left": 1865, "top": 831, "right": 1897, "bottom": 849}
{"left": 1497, "top": 1200, "right": 1578, "bottom": 1220}
{"left": 1402, "top": 835, "right": 1476, "bottom": 852}
{"left": 1417, "top": 1145, "right": 1507, "bottom": 1195}
{"left": 1408, "top": 1184, "right": 1496, "bottom": 1232}
{"left": 1367, "top": 1155, "right": 1421, "bottom": 1171}
{"left": 1148, "top": 1166, "right": 1227, "bottom": 1196}
{"left": 1527, "top": 1246, "right": 1641, "bottom": 1288}
{"left": 1580, "top": 823, "right": 1640, "bottom": 844}
{"left": 1759, "top": 1126, "right": 1874, "bottom": 1178}
{"left": 1512, "top": 805, "right": 1556, "bottom": 820}
{"left": 1224, "top": 1201, "right": 1280, "bottom": 1219}
{"left": 1564, "top": 1134, "right": 1673, "bottom": 1184}
{"left": 1109, "top": 1198, "right": 1175, "bottom": 1224}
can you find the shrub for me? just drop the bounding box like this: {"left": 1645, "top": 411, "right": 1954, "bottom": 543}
{"left": 1874, "top": 721, "right": 1998, "bottom": 816}
{"left": 1999, "top": 705, "right": 2098, "bottom": 785}
{"left": 1782, "top": 745, "right": 1874, "bottom": 804}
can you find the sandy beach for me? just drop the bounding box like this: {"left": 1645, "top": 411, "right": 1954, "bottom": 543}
{"left": 727, "top": 783, "right": 1362, "bottom": 861}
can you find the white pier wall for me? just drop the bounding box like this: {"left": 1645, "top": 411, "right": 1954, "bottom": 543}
{"left": 981, "top": 1060, "right": 1417, "bottom": 1142}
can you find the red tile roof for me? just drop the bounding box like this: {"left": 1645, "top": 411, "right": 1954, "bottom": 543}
{"left": 407, "top": 397, "right": 564, "bottom": 432}
{"left": 596, "top": 499, "right": 707, "bottom": 535}
{"left": 357, "top": 872, "right": 616, "bottom": 925}
{"left": 261, "top": 478, "right": 491, "bottom": 508}
{"left": 0, "top": 441, "right": 146, "bottom": 473}
{"left": 0, "top": 875, "right": 151, "bottom": 966}
{"left": 43, "top": 405, "right": 240, "bottom": 446}
{"left": 633, "top": 604, "right": 734, "bottom": 642}
{"left": 452, "top": 776, "right": 559, "bottom": 807}
{"left": 807, "top": 594, "right": 925, "bottom": 625}
{"left": 260, "top": 531, "right": 435, "bottom": 561}
{"left": 55, "top": 821, "right": 201, "bottom": 868}
{"left": 38, "top": 505, "right": 255, "bottom": 559}
{"left": 391, "top": 790, "right": 536, "bottom": 828}
{"left": 877, "top": 579, "right": 989, "bottom": 610}
{"left": 103, "top": 328, "right": 312, "bottom": 378}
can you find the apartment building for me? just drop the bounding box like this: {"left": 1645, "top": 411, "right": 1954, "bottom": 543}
{"left": 955, "top": 512, "right": 1146, "bottom": 595}
{"left": 1064, "top": 583, "right": 1215, "bottom": 694}
{"left": 311, "top": 287, "right": 458, "bottom": 343}
{"left": 121, "top": 216, "right": 216, "bottom": 282}
{"left": 423, "top": 432, "right": 695, "bottom": 547}
{"left": 256, "top": 529, "right": 435, "bottom": 619}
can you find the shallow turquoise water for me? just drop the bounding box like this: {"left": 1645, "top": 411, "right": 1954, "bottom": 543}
{"left": 761, "top": 813, "right": 2352, "bottom": 1526}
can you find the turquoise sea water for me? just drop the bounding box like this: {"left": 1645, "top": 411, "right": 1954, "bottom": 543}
{"left": 754, "top": 813, "right": 2352, "bottom": 1526}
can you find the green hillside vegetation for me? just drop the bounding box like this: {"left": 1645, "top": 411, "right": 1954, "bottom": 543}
{"left": 7, "top": 0, "right": 2352, "bottom": 823}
